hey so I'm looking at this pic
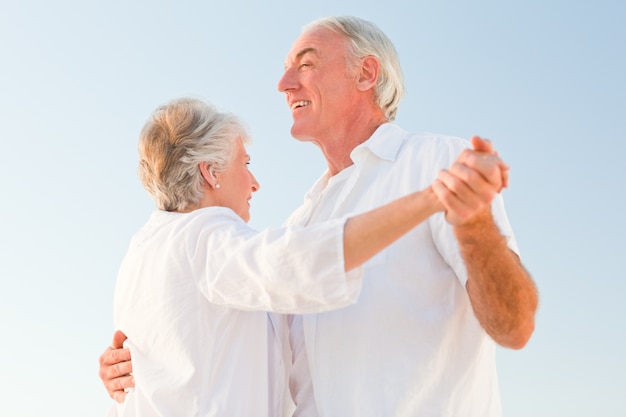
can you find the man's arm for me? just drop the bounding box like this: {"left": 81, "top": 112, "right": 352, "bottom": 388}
{"left": 98, "top": 330, "right": 134, "bottom": 402}
{"left": 433, "top": 136, "right": 538, "bottom": 349}
{"left": 455, "top": 210, "right": 537, "bottom": 349}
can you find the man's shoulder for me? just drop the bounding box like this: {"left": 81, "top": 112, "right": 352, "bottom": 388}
{"left": 402, "top": 129, "right": 470, "bottom": 150}
{"left": 391, "top": 128, "right": 471, "bottom": 163}
{"left": 364, "top": 124, "right": 469, "bottom": 164}
{"left": 377, "top": 123, "right": 467, "bottom": 147}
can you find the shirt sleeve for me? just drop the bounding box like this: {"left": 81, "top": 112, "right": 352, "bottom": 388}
{"left": 189, "top": 209, "right": 363, "bottom": 314}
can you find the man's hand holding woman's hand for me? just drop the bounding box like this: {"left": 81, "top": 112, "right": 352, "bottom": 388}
{"left": 432, "top": 136, "right": 509, "bottom": 226}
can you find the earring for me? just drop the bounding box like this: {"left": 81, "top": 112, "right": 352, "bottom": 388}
{"left": 215, "top": 184, "right": 221, "bottom": 189}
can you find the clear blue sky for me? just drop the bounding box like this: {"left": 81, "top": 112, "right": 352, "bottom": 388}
{"left": 1, "top": 1, "right": 624, "bottom": 416}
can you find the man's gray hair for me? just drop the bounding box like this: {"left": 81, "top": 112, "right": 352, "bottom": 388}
{"left": 138, "top": 97, "right": 250, "bottom": 212}
{"left": 304, "top": 16, "right": 405, "bottom": 121}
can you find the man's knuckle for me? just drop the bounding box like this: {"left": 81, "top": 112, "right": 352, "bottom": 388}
{"left": 113, "top": 378, "right": 125, "bottom": 391}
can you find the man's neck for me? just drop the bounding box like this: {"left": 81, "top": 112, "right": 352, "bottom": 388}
{"left": 319, "top": 117, "right": 387, "bottom": 176}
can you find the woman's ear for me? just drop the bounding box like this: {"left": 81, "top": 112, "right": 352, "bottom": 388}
{"left": 199, "top": 163, "right": 218, "bottom": 189}
{"left": 356, "top": 55, "right": 380, "bottom": 92}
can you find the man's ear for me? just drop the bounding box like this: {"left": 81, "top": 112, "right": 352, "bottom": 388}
{"left": 356, "top": 55, "right": 380, "bottom": 92}
{"left": 199, "top": 163, "right": 218, "bottom": 188}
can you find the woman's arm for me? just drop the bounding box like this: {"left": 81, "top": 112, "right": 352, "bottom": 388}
{"left": 343, "top": 186, "right": 442, "bottom": 271}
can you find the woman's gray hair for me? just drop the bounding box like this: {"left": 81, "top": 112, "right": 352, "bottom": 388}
{"left": 303, "top": 16, "right": 405, "bottom": 121}
{"left": 138, "top": 97, "right": 250, "bottom": 212}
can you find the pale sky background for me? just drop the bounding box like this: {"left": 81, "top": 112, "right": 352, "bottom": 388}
{"left": 0, "top": 1, "right": 624, "bottom": 416}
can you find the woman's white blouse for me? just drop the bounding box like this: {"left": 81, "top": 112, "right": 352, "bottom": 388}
{"left": 109, "top": 207, "right": 362, "bottom": 417}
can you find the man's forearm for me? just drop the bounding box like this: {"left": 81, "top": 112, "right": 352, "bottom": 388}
{"left": 455, "top": 210, "right": 538, "bottom": 349}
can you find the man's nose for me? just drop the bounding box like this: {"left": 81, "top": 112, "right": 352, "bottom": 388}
{"left": 277, "top": 67, "right": 296, "bottom": 92}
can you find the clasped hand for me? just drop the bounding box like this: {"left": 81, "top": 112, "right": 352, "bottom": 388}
{"left": 432, "top": 136, "right": 509, "bottom": 226}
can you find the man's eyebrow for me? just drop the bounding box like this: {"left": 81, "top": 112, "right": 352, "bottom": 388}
{"left": 284, "top": 47, "right": 319, "bottom": 69}
{"left": 296, "top": 47, "right": 318, "bottom": 60}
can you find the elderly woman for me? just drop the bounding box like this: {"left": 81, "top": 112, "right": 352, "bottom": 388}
{"left": 107, "top": 97, "right": 490, "bottom": 417}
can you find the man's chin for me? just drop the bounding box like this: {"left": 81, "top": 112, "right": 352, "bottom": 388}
{"left": 290, "top": 125, "right": 314, "bottom": 142}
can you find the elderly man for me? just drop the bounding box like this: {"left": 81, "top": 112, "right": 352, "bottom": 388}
{"left": 100, "top": 15, "right": 537, "bottom": 417}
